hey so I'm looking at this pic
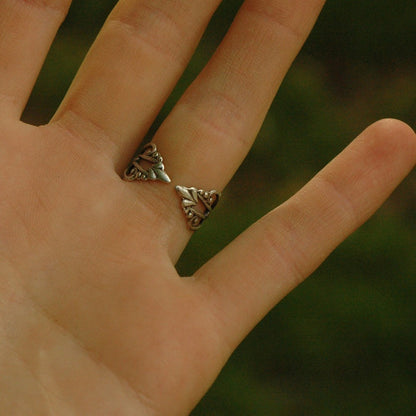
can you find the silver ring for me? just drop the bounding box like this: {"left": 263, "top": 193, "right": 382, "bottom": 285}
{"left": 175, "top": 185, "right": 221, "bottom": 231}
{"left": 124, "top": 143, "right": 171, "bottom": 183}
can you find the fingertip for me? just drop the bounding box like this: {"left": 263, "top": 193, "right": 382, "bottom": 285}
{"left": 365, "top": 118, "right": 416, "bottom": 162}
{"left": 371, "top": 118, "right": 415, "bottom": 139}
{"left": 348, "top": 119, "right": 416, "bottom": 184}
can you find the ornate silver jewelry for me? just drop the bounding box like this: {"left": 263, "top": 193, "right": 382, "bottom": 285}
{"left": 124, "top": 143, "right": 171, "bottom": 183}
{"left": 175, "top": 185, "right": 221, "bottom": 231}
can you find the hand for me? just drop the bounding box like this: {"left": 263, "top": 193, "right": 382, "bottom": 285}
{"left": 0, "top": 1, "right": 415, "bottom": 415}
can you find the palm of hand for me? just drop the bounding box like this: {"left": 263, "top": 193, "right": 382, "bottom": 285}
{"left": 0, "top": 121, "right": 221, "bottom": 415}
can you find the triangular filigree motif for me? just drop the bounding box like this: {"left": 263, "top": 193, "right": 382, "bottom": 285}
{"left": 124, "top": 143, "right": 171, "bottom": 183}
{"left": 176, "top": 186, "right": 220, "bottom": 231}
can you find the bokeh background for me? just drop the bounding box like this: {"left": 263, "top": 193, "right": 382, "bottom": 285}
{"left": 24, "top": 1, "right": 416, "bottom": 414}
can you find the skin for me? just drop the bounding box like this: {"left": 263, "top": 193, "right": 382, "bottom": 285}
{"left": 0, "top": 0, "right": 415, "bottom": 415}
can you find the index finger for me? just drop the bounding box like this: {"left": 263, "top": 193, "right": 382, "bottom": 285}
{"left": 195, "top": 120, "right": 416, "bottom": 351}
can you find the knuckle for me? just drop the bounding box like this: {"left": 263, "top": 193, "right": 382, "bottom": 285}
{"left": 107, "top": 3, "right": 188, "bottom": 67}
{"left": 19, "top": 0, "right": 71, "bottom": 18}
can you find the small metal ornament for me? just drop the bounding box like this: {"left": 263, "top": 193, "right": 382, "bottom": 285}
{"left": 124, "top": 143, "right": 171, "bottom": 183}
{"left": 175, "top": 185, "right": 221, "bottom": 231}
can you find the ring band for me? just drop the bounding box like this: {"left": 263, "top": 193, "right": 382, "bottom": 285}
{"left": 124, "top": 143, "right": 171, "bottom": 183}
{"left": 176, "top": 185, "right": 221, "bottom": 231}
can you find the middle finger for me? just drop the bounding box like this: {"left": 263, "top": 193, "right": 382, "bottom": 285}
{"left": 153, "top": 0, "right": 326, "bottom": 260}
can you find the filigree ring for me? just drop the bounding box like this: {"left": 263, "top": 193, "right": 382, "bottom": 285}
{"left": 176, "top": 185, "right": 221, "bottom": 231}
{"left": 124, "top": 143, "right": 171, "bottom": 183}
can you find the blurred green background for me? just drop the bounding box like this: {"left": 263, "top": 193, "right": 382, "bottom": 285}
{"left": 24, "top": 0, "right": 416, "bottom": 414}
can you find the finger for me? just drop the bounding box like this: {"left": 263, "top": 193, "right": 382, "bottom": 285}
{"left": 194, "top": 119, "right": 416, "bottom": 351}
{"left": 0, "top": 0, "right": 71, "bottom": 118}
{"left": 151, "top": 0, "right": 325, "bottom": 257}
{"left": 51, "top": 0, "right": 221, "bottom": 164}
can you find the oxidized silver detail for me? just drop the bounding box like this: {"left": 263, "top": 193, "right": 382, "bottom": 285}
{"left": 124, "top": 143, "right": 171, "bottom": 183}
{"left": 175, "top": 185, "right": 221, "bottom": 231}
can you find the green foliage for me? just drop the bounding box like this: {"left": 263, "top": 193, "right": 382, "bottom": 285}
{"left": 23, "top": 0, "right": 416, "bottom": 414}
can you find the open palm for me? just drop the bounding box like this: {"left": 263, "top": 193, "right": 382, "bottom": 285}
{"left": 0, "top": 1, "right": 415, "bottom": 415}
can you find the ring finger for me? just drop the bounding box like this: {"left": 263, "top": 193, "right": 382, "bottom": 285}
{"left": 52, "top": 0, "right": 222, "bottom": 163}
